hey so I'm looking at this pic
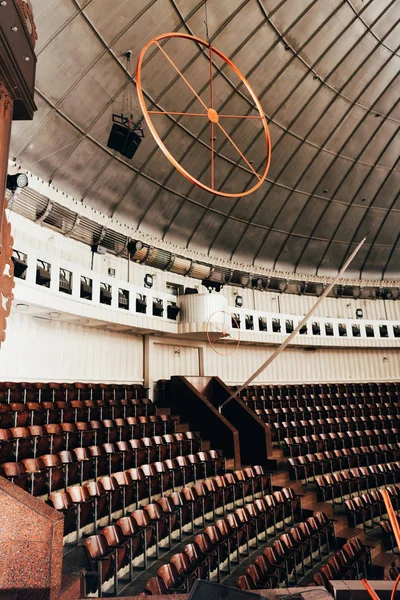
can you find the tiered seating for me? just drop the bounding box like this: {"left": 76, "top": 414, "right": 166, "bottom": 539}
{"left": 312, "top": 537, "right": 372, "bottom": 593}
{"left": 143, "top": 486, "right": 300, "bottom": 595}
{"left": 236, "top": 512, "right": 336, "bottom": 590}
{"left": 346, "top": 488, "right": 400, "bottom": 533}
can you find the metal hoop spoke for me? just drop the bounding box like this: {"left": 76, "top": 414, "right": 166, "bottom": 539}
{"left": 148, "top": 110, "right": 208, "bottom": 117}
{"left": 218, "top": 114, "right": 263, "bottom": 119}
{"left": 155, "top": 40, "right": 208, "bottom": 112}
{"left": 216, "top": 120, "right": 261, "bottom": 181}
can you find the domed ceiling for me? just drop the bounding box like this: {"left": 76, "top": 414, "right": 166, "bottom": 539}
{"left": 10, "top": 0, "right": 400, "bottom": 280}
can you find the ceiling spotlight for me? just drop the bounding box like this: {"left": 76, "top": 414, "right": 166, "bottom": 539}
{"left": 144, "top": 273, "right": 153, "bottom": 289}
{"left": 356, "top": 308, "right": 363, "bottom": 319}
{"left": 202, "top": 279, "right": 223, "bottom": 293}
{"left": 6, "top": 172, "right": 28, "bottom": 192}
{"left": 16, "top": 303, "right": 29, "bottom": 311}
{"left": 322, "top": 189, "right": 328, "bottom": 194}
{"left": 127, "top": 240, "right": 144, "bottom": 258}
{"left": 235, "top": 295, "right": 243, "bottom": 308}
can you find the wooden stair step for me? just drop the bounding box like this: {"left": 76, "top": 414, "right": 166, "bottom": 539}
{"left": 175, "top": 422, "right": 190, "bottom": 433}
{"left": 156, "top": 407, "right": 171, "bottom": 416}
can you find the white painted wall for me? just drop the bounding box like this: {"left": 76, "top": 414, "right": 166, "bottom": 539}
{"left": 0, "top": 311, "right": 143, "bottom": 383}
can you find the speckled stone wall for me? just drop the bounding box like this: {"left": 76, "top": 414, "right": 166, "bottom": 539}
{"left": 0, "top": 476, "right": 64, "bottom": 600}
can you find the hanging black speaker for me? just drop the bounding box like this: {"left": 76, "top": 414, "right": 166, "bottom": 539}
{"left": 107, "top": 114, "right": 144, "bottom": 159}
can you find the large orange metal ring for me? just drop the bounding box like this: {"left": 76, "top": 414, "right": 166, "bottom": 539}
{"left": 136, "top": 32, "right": 271, "bottom": 198}
{"left": 206, "top": 310, "right": 240, "bottom": 356}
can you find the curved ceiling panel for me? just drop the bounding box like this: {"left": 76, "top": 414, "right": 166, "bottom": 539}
{"left": 10, "top": 0, "right": 400, "bottom": 280}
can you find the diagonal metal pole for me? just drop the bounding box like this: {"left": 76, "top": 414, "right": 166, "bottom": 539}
{"left": 219, "top": 237, "right": 366, "bottom": 412}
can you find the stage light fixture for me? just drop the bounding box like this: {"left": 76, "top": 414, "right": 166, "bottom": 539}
{"left": 144, "top": 273, "right": 153, "bottom": 289}
{"left": 6, "top": 173, "right": 28, "bottom": 191}
{"left": 356, "top": 308, "right": 363, "bottom": 319}
{"left": 202, "top": 279, "right": 223, "bottom": 293}
{"left": 127, "top": 240, "right": 144, "bottom": 258}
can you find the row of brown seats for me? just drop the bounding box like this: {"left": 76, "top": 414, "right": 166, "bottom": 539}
{"left": 273, "top": 415, "right": 400, "bottom": 443}
{"left": 0, "top": 400, "right": 159, "bottom": 428}
{"left": 346, "top": 487, "right": 400, "bottom": 533}
{"left": 80, "top": 468, "right": 273, "bottom": 596}
{"left": 0, "top": 422, "right": 185, "bottom": 463}
{"left": 255, "top": 402, "right": 400, "bottom": 424}
{"left": 312, "top": 537, "right": 372, "bottom": 593}
{"left": 236, "top": 512, "right": 336, "bottom": 590}
{"left": 288, "top": 444, "right": 400, "bottom": 483}
{"left": 316, "top": 465, "right": 400, "bottom": 505}
{"left": 237, "top": 381, "right": 399, "bottom": 398}
{"left": 283, "top": 428, "right": 400, "bottom": 457}
{"left": 0, "top": 381, "right": 147, "bottom": 403}
{"left": 245, "top": 393, "right": 399, "bottom": 410}
{"left": 141, "top": 486, "right": 299, "bottom": 596}
{"left": 379, "top": 517, "right": 400, "bottom": 555}
{"left": 1, "top": 447, "right": 222, "bottom": 498}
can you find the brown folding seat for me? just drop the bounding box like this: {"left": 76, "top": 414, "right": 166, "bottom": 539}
{"left": 159, "top": 413, "right": 174, "bottom": 434}
{"left": 44, "top": 424, "right": 65, "bottom": 454}
{"left": 184, "top": 542, "right": 208, "bottom": 579}
{"left": 175, "top": 433, "right": 190, "bottom": 456}
{"left": 40, "top": 453, "right": 65, "bottom": 492}
{"left": 245, "top": 503, "right": 265, "bottom": 542}
{"left": 140, "top": 464, "right": 160, "bottom": 500}
{"left": 113, "top": 470, "right": 136, "bottom": 513}
{"left": 234, "top": 507, "right": 257, "bottom": 550}
{"left": 10, "top": 403, "right": 30, "bottom": 428}
{"left": 26, "top": 402, "right": 46, "bottom": 426}
{"left": 197, "top": 451, "right": 216, "bottom": 479}
{"left": 102, "top": 443, "right": 123, "bottom": 474}
{"left": 0, "top": 461, "right": 29, "bottom": 490}
{"left": 28, "top": 425, "right": 50, "bottom": 457}
{"left": 106, "top": 398, "right": 122, "bottom": 421}
{"left": 0, "top": 428, "right": 13, "bottom": 463}
{"left": 157, "top": 563, "right": 186, "bottom": 593}
{"left": 252, "top": 465, "right": 271, "bottom": 494}
{"left": 48, "top": 491, "right": 77, "bottom": 535}
{"left": 94, "top": 399, "right": 110, "bottom": 421}
{"left": 56, "top": 401, "right": 74, "bottom": 423}
{"left": 72, "top": 447, "right": 94, "bottom": 482}
{"left": 153, "top": 461, "right": 171, "bottom": 496}
{"left": 254, "top": 553, "right": 279, "bottom": 588}
{"left": 152, "top": 436, "right": 168, "bottom": 462}
{"left": 263, "top": 494, "right": 281, "bottom": 535}
{"left": 74, "top": 422, "right": 94, "bottom": 448}
{"left": 169, "top": 553, "right": 197, "bottom": 592}
{"left": 141, "top": 398, "right": 155, "bottom": 416}
{"left": 85, "top": 480, "right": 109, "bottom": 529}
{"left": 60, "top": 423, "right": 80, "bottom": 450}
{"left": 101, "top": 524, "right": 131, "bottom": 586}
{"left": 131, "top": 509, "right": 155, "bottom": 569}
{"left": 101, "top": 420, "right": 118, "bottom": 444}
{"left": 113, "top": 418, "right": 129, "bottom": 441}
{"left": 194, "top": 532, "right": 219, "bottom": 580}
{"left": 114, "top": 441, "right": 134, "bottom": 470}
{"left": 263, "top": 546, "right": 289, "bottom": 586}
{"left": 272, "top": 538, "right": 297, "bottom": 584}
{"left": 98, "top": 475, "right": 121, "bottom": 518}
{"left": 70, "top": 401, "right": 87, "bottom": 422}
{"left": 245, "top": 563, "right": 268, "bottom": 589}
{"left": 214, "top": 475, "right": 234, "bottom": 512}
{"left": 162, "top": 434, "right": 179, "bottom": 459}
{"left": 193, "top": 482, "right": 214, "bottom": 526}
{"left": 129, "top": 399, "right": 144, "bottom": 418}
{"left": 225, "top": 512, "right": 249, "bottom": 556}
{"left": 19, "top": 382, "right": 36, "bottom": 403}
{"left": 88, "top": 446, "right": 109, "bottom": 478}
{"left": 280, "top": 531, "right": 306, "bottom": 577}
{"left": 116, "top": 516, "right": 143, "bottom": 566}
{"left": 144, "top": 576, "right": 168, "bottom": 595}
{"left": 182, "top": 486, "right": 202, "bottom": 532}
{"left": 89, "top": 420, "right": 106, "bottom": 445}
{"left": 164, "top": 458, "right": 182, "bottom": 489}
{"left": 129, "top": 438, "right": 147, "bottom": 467}
{"left": 10, "top": 426, "right": 33, "bottom": 461}
{"left": 138, "top": 416, "right": 153, "bottom": 437}
{"left": 0, "top": 405, "right": 13, "bottom": 429}
{"left": 74, "top": 382, "right": 89, "bottom": 401}
{"left": 126, "top": 468, "right": 147, "bottom": 507}
{"left": 68, "top": 484, "right": 94, "bottom": 544}
{"left": 214, "top": 518, "right": 238, "bottom": 570}
{"left": 157, "top": 496, "right": 179, "bottom": 541}
{"left": 141, "top": 437, "right": 158, "bottom": 464}
{"left": 83, "top": 534, "right": 115, "bottom": 596}
{"left": 148, "top": 415, "right": 163, "bottom": 437}
{"left": 169, "top": 491, "right": 191, "bottom": 538}
{"left": 145, "top": 503, "right": 170, "bottom": 553}
{"left": 176, "top": 455, "right": 195, "bottom": 485}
